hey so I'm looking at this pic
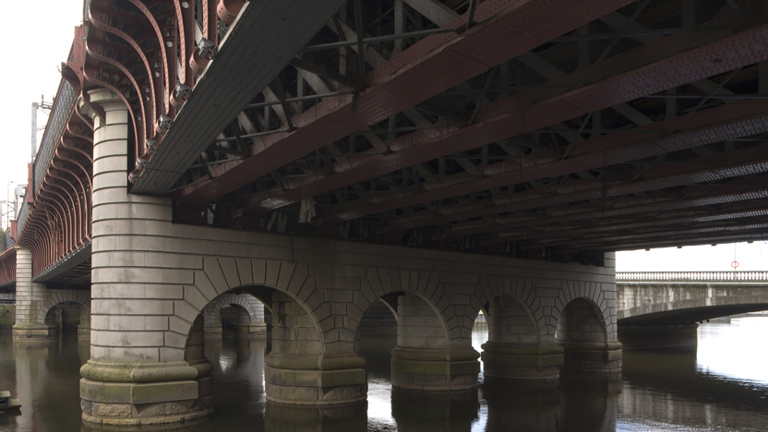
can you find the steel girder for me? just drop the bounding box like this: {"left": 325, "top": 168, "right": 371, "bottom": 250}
{"left": 132, "top": 0, "right": 348, "bottom": 194}
{"left": 315, "top": 19, "right": 768, "bottom": 223}
{"left": 241, "top": 9, "right": 762, "bottom": 214}
{"left": 387, "top": 101, "right": 768, "bottom": 230}
{"left": 178, "top": 0, "right": 637, "bottom": 203}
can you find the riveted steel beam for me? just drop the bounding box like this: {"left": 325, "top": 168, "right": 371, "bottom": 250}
{"left": 178, "top": 0, "right": 637, "bottom": 203}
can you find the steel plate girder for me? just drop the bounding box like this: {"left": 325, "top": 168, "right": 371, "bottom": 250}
{"left": 322, "top": 98, "right": 768, "bottom": 223}
{"left": 506, "top": 200, "right": 768, "bottom": 243}
{"left": 390, "top": 104, "right": 768, "bottom": 229}
{"left": 563, "top": 222, "right": 768, "bottom": 251}
{"left": 178, "top": 0, "right": 637, "bottom": 203}
{"left": 581, "top": 231, "right": 768, "bottom": 252}
{"left": 131, "top": 0, "right": 347, "bottom": 195}
{"left": 316, "top": 19, "right": 768, "bottom": 222}
{"left": 246, "top": 11, "right": 759, "bottom": 211}
{"left": 456, "top": 176, "right": 768, "bottom": 236}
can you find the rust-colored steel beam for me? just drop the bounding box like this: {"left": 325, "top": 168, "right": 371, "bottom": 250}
{"left": 318, "top": 18, "right": 768, "bottom": 223}
{"left": 246, "top": 11, "right": 763, "bottom": 213}
{"left": 545, "top": 220, "right": 768, "bottom": 250}
{"left": 179, "top": 0, "right": 636, "bottom": 203}
{"left": 563, "top": 222, "right": 768, "bottom": 250}
{"left": 392, "top": 116, "right": 768, "bottom": 230}
{"left": 579, "top": 231, "right": 768, "bottom": 252}
{"left": 457, "top": 175, "right": 768, "bottom": 236}
{"left": 501, "top": 202, "right": 768, "bottom": 245}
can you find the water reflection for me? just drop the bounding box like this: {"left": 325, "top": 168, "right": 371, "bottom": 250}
{"left": 1, "top": 318, "right": 768, "bottom": 431}
{"left": 697, "top": 317, "right": 768, "bottom": 386}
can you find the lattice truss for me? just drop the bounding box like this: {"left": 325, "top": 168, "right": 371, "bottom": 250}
{"left": 43, "top": 0, "right": 768, "bottom": 264}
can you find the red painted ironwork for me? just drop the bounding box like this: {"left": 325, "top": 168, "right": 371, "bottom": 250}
{"left": 313, "top": 19, "right": 768, "bottom": 223}
{"left": 179, "top": 0, "right": 635, "bottom": 203}
{"left": 0, "top": 248, "right": 16, "bottom": 287}
{"left": 15, "top": 0, "right": 239, "bottom": 278}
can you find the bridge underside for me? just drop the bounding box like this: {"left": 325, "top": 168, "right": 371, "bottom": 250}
{"left": 5, "top": 0, "right": 768, "bottom": 427}
{"left": 130, "top": 0, "right": 768, "bottom": 257}
{"left": 619, "top": 303, "right": 768, "bottom": 325}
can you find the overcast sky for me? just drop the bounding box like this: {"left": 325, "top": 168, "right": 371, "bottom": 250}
{"left": 0, "top": 0, "right": 84, "bottom": 227}
{"left": 0, "top": 1, "right": 763, "bottom": 272}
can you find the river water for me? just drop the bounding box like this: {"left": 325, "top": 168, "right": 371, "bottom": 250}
{"left": 0, "top": 317, "right": 767, "bottom": 432}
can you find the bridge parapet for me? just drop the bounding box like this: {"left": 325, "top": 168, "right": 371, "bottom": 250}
{"left": 617, "top": 271, "right": 768, "bottom": 283}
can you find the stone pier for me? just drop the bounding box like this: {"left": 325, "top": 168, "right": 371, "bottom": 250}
{"left": 12, "top": 247, "right": 57, "bottom": 342}
{"left": 75, "top": 89, "right": 621, "bottom": 426}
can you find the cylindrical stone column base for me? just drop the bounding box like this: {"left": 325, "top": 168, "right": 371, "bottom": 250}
{"left": 390, "top": 347, "right": 480, "bottom": 391}
{"left": 481, "top": 342, "right": 563, "bottom": 380}
{"left": 264, "top": 354, "right": 367, "bottom": 405}
{"left": 12, "top": 324, "right": 58, "bottom": 343}
{"left": 79, "top": 360, "right": 215, "bottom": 427}
{"left": 235, "top": 322, "right": 267, "bottom": 337}
{"left": 561, "top": 341, "right": 622, "bottom": 373}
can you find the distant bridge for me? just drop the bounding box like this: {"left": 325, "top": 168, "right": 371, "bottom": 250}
{"left": 617, "top": 271, "right": 768, "bottom": 324}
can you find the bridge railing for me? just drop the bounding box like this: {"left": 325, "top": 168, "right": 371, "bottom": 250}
{"left": 617, "top": 271, "right": 768, "bottom": 282}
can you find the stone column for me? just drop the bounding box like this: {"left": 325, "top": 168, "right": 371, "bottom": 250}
{"left": 12, "top": 247, "right": 57, "bottom": 342}
{"left": 558, "top": 253, "right": 622, "bottom": 374}
{"left": 558, "top": 302, "right": 622, "bottom": 373}
{"left": 202, "top": 304, "right": 222, "bottom": 337}
{"left": 264, "top": 292, "right": 366, "bottom": 405}
{"left": 78, "top": 306, "right": 91, "bottom": 341}
{"left": 390, "top": 293, "right": 479, "bottom": 391}
{"left": 234, "top": 294, "right": 267, "bottom": 337}
{"left": 78, "top": 89, "right": 213, "bottom": 427}
{"left": 481, "top": 296, "right": 563, "bottom": 380}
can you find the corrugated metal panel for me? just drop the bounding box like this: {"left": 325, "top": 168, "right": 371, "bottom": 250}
{"left": 34, "top": 81, "right": 76, "bottom": 194}
{"left": 132, "top": 0, "right": 346, "bottom": 195}
{"left": 3, "top": 230, "right": 13, "bottom": 250}
{"left": 16, "top": 202, "right": 29, "bottom": 238}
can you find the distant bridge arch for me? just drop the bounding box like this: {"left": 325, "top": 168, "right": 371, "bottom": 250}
{"left": 617, "top": 271, "right": 768, "bottom": 324}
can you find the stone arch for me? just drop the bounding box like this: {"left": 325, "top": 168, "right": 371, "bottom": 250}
{"left": 361, "top": 268, "right": 464, "bottom": 345}
{"left": 170, "top": 257, "right": 318, "bottom": 350}
{"left": 42, "top": 289, "right": 91, "bottom": 340}
{"left": 556, "top": 298, "right": 607, "bottom": 345}
{"left": 353, "top": 270, "right": 479, "bottom": 391}
{"left": 172, "top": 256, "right": 362, "bottom": 405}
{"left": 556, "top": 297, "right": 621, "bottom": 373}
{"left": 202, "top": 292, "right": 267, "bottom": 336}
{"left": 479, "top": 293, "right": 563, "bottom": 381}
{"left": 483, "top": 295, "right": 539, "bottom": 346}
{"left": 555, "top": 280, "right": 616, "bottom": 341}
{"left": 477, "top": 275, "right": 556, "bottom": 340}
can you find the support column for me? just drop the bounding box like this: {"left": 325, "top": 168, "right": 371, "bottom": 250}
{"left": 390, "top": 293, "right": 479, "bottom": 391}
{"left": 202, "top": 304, "right": 222, "bottom": 337}
{"left": 559, "top": 298, "right": 622, "bottom": 374}
{"left": 264, "top": 292, "right": 366, "bottom": 405}
{"left": 481, "top": 296, "right": 563, "bottom": 380}
{"left": 12, "top": 247, "right": 57, "bottom": 342}
{"left": 78, "top": 306, "right": 91, "bottom": 341}
{"left": 618, "top": 323, "right": 698, "bottom": 351}
{"left": 235, "top": 295, "right": 267, "bottom": 337}
{"left": 79, "top": 89, "right": 213, "bottom": 427}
